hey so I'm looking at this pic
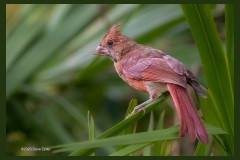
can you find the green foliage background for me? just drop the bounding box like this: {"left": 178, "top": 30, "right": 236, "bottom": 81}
{"left": 6, "top": 4, "right": 233, "bottom": 156}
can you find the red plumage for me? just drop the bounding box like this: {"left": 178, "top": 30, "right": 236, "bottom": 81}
{"left": 95, "top": 24, "right": 208, "bottom": 144}
{"left": 168, "top": 84, "right": 208, "bottom": 144}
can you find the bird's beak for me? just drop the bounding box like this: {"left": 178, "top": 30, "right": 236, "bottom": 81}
{"left": 94, "top": 46, "right": 108, "bottom": 56}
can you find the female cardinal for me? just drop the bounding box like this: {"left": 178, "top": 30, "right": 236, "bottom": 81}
{"left": 94, "top": 24, "right": 209, "bottom": 144}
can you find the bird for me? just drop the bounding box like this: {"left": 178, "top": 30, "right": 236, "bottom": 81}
{"left": 94, "top": 24, "right": 209, "bottom": 144}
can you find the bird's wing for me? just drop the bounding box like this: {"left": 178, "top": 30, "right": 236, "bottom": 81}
{"left": 122, "top": 56, "right": 187, "bottom": 88}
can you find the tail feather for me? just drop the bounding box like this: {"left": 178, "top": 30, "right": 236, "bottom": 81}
{"left": 186, "top": 69, "right": 207, "bottom": 98}
{"left": 167, "top": 83, "right": 209, "bottom": 144}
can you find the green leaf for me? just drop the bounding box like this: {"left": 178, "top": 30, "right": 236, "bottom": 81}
{"left": 6, "top": 5, "right": 50, "bottom": 71}
{"left": 6, "top": 4, "right": 99, "bottom": 98}
{"left": 116, "top": 99, "right": 138, "bottom": 151}
{"left": 53, "top": 126, "right": 179, "bottom": 153}
{"left": 110, "top": 143, "right": 151, "bottom": 156}
{"left": 52, "top": 124, "right": 226, "bottom": 154}
{"left": 153, "top": 110, "right": 165, "bottom": 156}
{"left": 143, "top": 111, "right": 154, "bottom": 156}
{"left": 88, "top": 111, "right": 95, "bottom": 156}
{"left": 69, "top": 95, "right": 168, "bottom": 156}
{"left": 124, "top": 99, "right": 138, "bottom": 119}
{"left": 225, "top": 4, "right": 234, "bottom": 87}
{"left": 160, "top": 140, "right": 169, "bottom": 156}
{"left": 181, "top": 4, "right": 234, "bottom": 155}
{"left": 88, "top": 112, "right": 95, "bottom": 141}
{"left": 194, "top": 142, "right": 207, "bottom": 156}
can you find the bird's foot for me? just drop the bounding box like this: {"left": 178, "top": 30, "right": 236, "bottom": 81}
{"left": 126, "top": 104, "right": 146, "bottom": 119}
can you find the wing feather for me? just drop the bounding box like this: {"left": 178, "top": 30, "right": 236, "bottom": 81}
{"left": 122, "top": 57, "right": 187, "bottom": 88}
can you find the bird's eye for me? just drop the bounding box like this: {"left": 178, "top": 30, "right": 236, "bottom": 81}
{"left": 107, "top": 40, "right": 114, "bottom": 46}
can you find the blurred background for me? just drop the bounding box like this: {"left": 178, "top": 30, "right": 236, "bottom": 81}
{"left": 6, "top": 4, "right": 225, "bottom": 156}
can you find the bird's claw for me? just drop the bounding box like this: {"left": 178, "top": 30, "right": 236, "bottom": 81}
{"left": 126, "top": 106, "right": 146, "bottom": 119}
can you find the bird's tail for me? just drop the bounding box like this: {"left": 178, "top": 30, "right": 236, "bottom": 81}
{"left": 167, "top": 83, "right": 209, "bottom": 144}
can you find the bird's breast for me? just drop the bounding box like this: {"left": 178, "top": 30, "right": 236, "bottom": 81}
{"left": 114, "top": 62, "right": 147, "bottom": 93}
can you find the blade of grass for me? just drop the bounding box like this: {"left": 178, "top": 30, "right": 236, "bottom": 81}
{"left": 6, "top": 4, "right": 99, "bottom": 98}
{"left": 88, "top": 111, "right": 95, "bottom": 156}
{"left": 181, "top": 4, "right": 233, "bottom": 154}
{"left": 213, "top": 135, "right": 228, "bottom": 156}
{"left": 88, "top": 112, "right": 95, "bottom": 141}
{"left": 46, "top": 4, "right": 74, "bottom": 31}
{"left": 42, "top": 107, "right": 75, "bottom": 143}
{"left": 225, "top": 4, "right": 234, "bottom": 87}
{"left": 7, "top": 4, "right": 38, "bottom": 38}
{"left": 194, "top": 142, "right": 207, "bottom": 156}
{"left": 8, "top": 101, "right": 59, "bottom": 144}
{"left": 123, "top": 4, "right": 183, "bottom": 39}
{"left": 69, "top": 94, "right": 168, "bottom": 156}
{"left": 53, "top": 126, "right": 180, "bottom": 153}
{"left": 20, "top": 84, "right": 90, "bottom": 132}
{"left": 110, "top": 143, "right": 151, "bottom": 156}
{"left": 143, "top": 111, "right": 154, "bottom": 156}
{"left": 33, "top": 4, "right": 141, "bottom": 82}
{"left": 160, "top": 140, "right": 169, "bottom": 156}
{"left": 124, "top": 99, "right": 138, "bottom": 119}
{"left": 205, "top": 136, "right": 214, "bottom": 156}
{"left": 153, "top": 110, "right": 165, "bottom": 156}
{"left": 6, "top": 5, "right": 50, "bottom": 71}
{"left": 52, "top": 124, "right": 226, "bottom": 153}
{"left": 116, "top": 99, "right": 137, "bottom": 151}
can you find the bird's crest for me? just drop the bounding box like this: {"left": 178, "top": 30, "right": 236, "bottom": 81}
{"left": 103, "top": 24, "right": 121, "bottom": 40}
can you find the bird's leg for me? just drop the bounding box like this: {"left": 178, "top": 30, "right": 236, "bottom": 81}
{"left": 128, "top": 99, "right": 154, "bottom": 115}
{"left": 126, "top": 92, "right": 158, "bottom": 119}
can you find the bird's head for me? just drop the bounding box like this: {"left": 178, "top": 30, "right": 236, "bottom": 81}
{"left": 94, "top": 24, "right": 136, "bottom": 62}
